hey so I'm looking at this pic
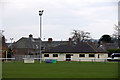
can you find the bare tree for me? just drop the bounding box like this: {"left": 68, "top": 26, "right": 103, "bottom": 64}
{"left": 112, "top": 24, "right": 119, "bottom": 39}
{"left": 112, "top": 24, "right": 120, "bottom": 48}
{"left": 71, "top": 30, "right": 91, "bottom": 42}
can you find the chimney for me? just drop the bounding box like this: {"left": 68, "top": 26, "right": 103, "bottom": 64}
{"left": 69, "top": 38, "right": 72, "bottom": 45}
{"left": 29, "top": 34, "right": 33, "bottom": 40}
{"left": 29, "top": 34, "right": 33, "bottom": 38}
{"left": 48, "top": 38, "right": 52, "bottom": 43}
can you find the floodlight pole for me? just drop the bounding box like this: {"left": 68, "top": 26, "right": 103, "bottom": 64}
{"left": 39, "top": 10, "right": 44, "bottom": 63}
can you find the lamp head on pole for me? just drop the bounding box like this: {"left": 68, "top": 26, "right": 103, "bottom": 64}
{"left": 39, "top": 10, "right": 44, "bottom": 16}
{"left": 10, "top": 38, "right": 13, "bottom": 40}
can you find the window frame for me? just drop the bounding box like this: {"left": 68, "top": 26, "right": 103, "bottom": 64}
{"left": 89, "top": 54, "right": 95, "bottom": 57}
{"left": 53, "top": 54, "right": 58, "bottom": 57}
{"left": 44, "top": 54, "right": 49, "bottom": 57}
{"left": 79, "top": 54, "right": 85, "bottom": 57}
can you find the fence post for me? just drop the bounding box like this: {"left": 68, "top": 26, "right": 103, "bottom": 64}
{"left": 79, "top": 59, "right": 81, "bottom": 63}
{"left": 92, "top": 59, "right": 93, "bottom": 63}
{"left": 118, "top": 59, "right": 120, "bottom": 64}
{"left": 104, "top": 59, "right": 106, "bottom": 64}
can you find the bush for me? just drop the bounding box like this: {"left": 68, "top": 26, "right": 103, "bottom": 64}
{"left": 107, "top": 49, "right": 120, "bottom": 53}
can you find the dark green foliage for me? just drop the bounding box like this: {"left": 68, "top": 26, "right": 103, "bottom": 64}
{"left": 7, "top": 49, "right": 13, "bottom": 54}
{"left": 107, "top": 49, "right": 120, "bottom": 57}
{"left": 98, "top": 35, "right": 113, "bottom": 45}
{"left": 7, "top": 49, "right": 13, "bottom": 58}
{"left": 100, "top": 35, "right": 112, "bottom": 43}
{"left": 107, "top": 49, "right": 120, "bottom": 53}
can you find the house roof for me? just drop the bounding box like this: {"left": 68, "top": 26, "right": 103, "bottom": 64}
{"left": 12, "top": 37, "right": 68, "bottom": 49}
{"left": 43, "top": 42, "right": 107, "bottom": 53}
{"left": 12, "top": 37, "right": 35, "bottom": 49}
{"left": 101, "top": 43, "right": 118, "bottom": 50}
{"left": 11, "top": 37, "right": 107, "bottom": 53}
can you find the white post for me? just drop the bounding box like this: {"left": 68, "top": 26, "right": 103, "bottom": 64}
{"left": 118, "top": 1, "right": 120, "bottom": 48}
{"left": 118, "top": 1, "right": 120, "bottom": 26}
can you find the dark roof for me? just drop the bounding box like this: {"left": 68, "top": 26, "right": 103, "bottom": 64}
{"left": 12, "top": 37, "right": 68, "bottom": 49}
{"left": 43, "top": 42, "right": 107, "bottom": 53}
{"left": 12, "top": 37, "right": 35, "bottom": 49}
{"left": 99, "top": 43, "right": 118, "bottom": 50}
{"left": 11, "top": 37, "right": 107, "bottom": 53}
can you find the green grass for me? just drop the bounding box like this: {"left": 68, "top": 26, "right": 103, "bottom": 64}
{"left": 2, "top": 61, "right": 118, "bottom": 78}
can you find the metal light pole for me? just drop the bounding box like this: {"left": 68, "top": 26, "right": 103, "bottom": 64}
{"left": 39, "top": 10, "right": 44, "bottom": 63}
{"left": 10, "top": 38, "right": 13, "bottom": 58}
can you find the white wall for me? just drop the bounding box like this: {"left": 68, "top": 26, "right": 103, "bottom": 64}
{"left": 71, "top": 54, "right": 79, "bottom": 61}
{"left": 42, "top": 53, "right": 66, "bottom": 61}
{"left": 58, "top": 54, "right": 66, "bottom": 61}
{"left": 42, "top": 53, "right": 108, "bottom": 62}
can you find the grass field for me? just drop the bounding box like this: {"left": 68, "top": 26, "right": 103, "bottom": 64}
{"left": 2, "top": 61, "right": 118, "bottom": 78}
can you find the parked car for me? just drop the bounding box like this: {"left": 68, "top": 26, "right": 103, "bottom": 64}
{"left": 107, "top": 53, "right": 120, "bottom": 61}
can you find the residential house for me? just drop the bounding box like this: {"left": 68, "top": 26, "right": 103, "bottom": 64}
{"left": 11, "top": 34, "right": 68, "bottom": 60}
{"left": 11, "top": 34, "right": 108, "bottom": 61}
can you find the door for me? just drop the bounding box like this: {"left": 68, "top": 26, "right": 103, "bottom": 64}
{"left": 66, "top": 54, "right": 71, "bottom": 61}
{"left": 98, "top": 54, "right": 99, "bottom": 58}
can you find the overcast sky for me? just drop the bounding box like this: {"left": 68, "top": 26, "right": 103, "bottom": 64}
{"left": 0, "top": 0, "right": 119, "bottom": 42}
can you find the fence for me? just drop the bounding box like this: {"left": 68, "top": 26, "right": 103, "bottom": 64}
{"left": 13, "top": 55, "right": 40, "bottom": 61}
{"left": 1, "top": 55, "right": 120, "bottom": 63}
{"left": 22, "top": 58, "right": 109, "bottom": 62}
